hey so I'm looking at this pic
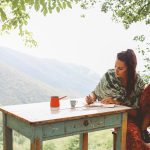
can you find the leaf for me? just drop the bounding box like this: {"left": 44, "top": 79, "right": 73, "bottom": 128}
{"left": 57, "top": 0, "right": 63, "bottom": 9}
{"left": 34, "top": 0, "right": 40, "bottom": 11}
{"left": 12, "top": 20, "right": 18, "bottom": 28}
{"left": 43, "top": 7, "right": 48, "bottom": 16}
{"left": 48, "top": 1, "right": 53, "bottom": 13}
{"left": 52, "top": 1, "right": 56, "bottom": 9}
{"left": 2, "top": 24, "right": 6, "bottom": 31}
{"left": 20, "top": 0, "right": 26, "bottom": 11}
{"left": 66, "top": 1, "right": 72, "bottom": 9}
{"left": 101, "top": 3, "right": 109, "bottom": 13}
{"left": 40, "top": 0, "right": 45, "bottom": 6}
{"left": 74, "top": 0, "right": 79, "bottom": 4}
{"left": 48, "top": 6, "right": 52, "bottom": 13}
{"left": 56, "top": 6, "right": 60, "bottom": 12}
{"left": 0, "top": 8, "right": 7, "bottom": 22}
{"left": 12, "top": 0, "right": 18, "bottom": 9}
{"left": 62, "top": 2, "right": 66, "bottom": 9}
{"left": 28, "top": 0, "right": 34, "bottom": 6}
{"left": 48, "top": 0, "right": 51, "bottom": 12}
{"left": 25, "top": 0, "right": 30, "bottom": 3}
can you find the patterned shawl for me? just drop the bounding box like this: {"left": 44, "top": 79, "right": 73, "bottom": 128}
{"left": 94, "top": 69, "right": 145, "bottom": 108}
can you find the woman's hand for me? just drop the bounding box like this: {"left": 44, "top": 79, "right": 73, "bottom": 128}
{"left": 85, "top": 95, "right": 94, "bottom": 105}
{"left": 85, "top": 92, "right": 97, "bottom": 105}
{"left": 101, "top": 97, "right": 121, "bottom": 105}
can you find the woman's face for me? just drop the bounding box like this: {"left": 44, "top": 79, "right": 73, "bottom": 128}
{"left": 115, "top": 59, "right": 127, "bottom": 79}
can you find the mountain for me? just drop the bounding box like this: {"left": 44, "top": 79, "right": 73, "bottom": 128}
{"left": 0, "top": 62, "right": 72, "bottom": 105}
{"left": 0, "top": 47, "right": 100, "bottom": 105}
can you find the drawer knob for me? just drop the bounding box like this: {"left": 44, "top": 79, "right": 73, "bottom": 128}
{"left": 83, "top": 120, "right": 89, "bottom": 126}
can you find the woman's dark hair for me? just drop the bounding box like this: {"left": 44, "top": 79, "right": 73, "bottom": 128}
{"left": 117, "top": 49, "right": 137, "bottom": 97}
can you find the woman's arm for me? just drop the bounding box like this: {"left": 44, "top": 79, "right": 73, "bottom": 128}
{"left": 101, "top": 97, "right": 122, "bottom": 105}
{"left": 101, "top": 98, "right": 138, "bottom": 117}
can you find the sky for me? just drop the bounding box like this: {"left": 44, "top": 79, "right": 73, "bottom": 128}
{"left": 0, "top": 4, "right": 149, "bottom": 75}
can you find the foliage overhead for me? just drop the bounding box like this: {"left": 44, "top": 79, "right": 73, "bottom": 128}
{"left": 0, "top": 0, "right": 79, "bottom": 47}
{"left": 1, "top": 0, "right": 150, "bottom": 46}
{"left": 100, "top": 0, "right": 150, "bottom": 29}
{"left": 134, "top": 35, "right": 150, "bottom": 83}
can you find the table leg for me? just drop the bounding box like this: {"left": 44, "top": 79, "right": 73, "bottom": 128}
{"left": 116, "top": 112, "right": 128, "bottom": 150}
{"left": 31, "top": 138, "right": 42, "bottom": 150}
{"left": 80, "top": 133, "right": 88, "bottom": 150}
{"left": 121, "top": 112, "right": 127, "bottom": 150}
{"left": 3, "top": 113, "right": 13, "bottom": 150}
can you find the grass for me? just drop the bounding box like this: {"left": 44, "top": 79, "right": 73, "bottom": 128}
{"left": 43, "top": 130, "right": 113, "bottom": 150}
{"left": 0, "top": 129, "right": 113, "bottom": 150}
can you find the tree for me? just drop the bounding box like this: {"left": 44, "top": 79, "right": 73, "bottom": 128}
{"left": 134, "top": 35, "right": 150, "bottom": 83}
{"left": 0, "top": 0, "right": 79, "bottom": 47}
{"left": 1, "top": 0, "right": 148, "bottom": 36}
{"left": 1, "top": 0, "right": 149, "bottom": 45}
{"left": 100, "top": 0, "right": 150, "bottom": 29}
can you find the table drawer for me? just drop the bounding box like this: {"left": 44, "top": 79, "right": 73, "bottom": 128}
{"left": 65, "top": 117, "right": 104, "bottom": 134}
{"left": 42, "top": 122, "right": 65, "bottom": 138}
{"left": 105, "top": 114, "right": 121, "bottom": 126}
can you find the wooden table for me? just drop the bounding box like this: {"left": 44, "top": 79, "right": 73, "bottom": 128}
{"left": 0, "top": 99, "right": 131, "bottom": 150}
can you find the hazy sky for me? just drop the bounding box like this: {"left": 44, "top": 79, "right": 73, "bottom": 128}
{"left": 0, "top": 5, "right": 148, "bottom": 74}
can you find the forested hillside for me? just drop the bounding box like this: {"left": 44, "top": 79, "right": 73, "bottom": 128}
{"left": 0, "top": 62, "right": 71, "bottom": 105}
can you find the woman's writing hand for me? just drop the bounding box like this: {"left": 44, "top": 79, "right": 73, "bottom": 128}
{"left": 85, "top": 92, "right": 97, "bottom": 105}
{"left": 85, "top": 95, "right": 94, "bottom": 105}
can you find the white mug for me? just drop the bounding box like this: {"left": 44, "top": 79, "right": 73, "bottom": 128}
{"left": 70, "top": 100, "right": 77, "bottom": 108}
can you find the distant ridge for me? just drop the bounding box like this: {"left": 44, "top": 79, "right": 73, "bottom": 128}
{"left": 0, "top": 61, "right": 74, "bottom": 105}
{"left": 0, "top": 46, "right": 100, "bottom": 105}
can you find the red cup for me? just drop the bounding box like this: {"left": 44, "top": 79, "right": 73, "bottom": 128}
{"left": 50, "top": 96, "right": 60, "bottom": 107}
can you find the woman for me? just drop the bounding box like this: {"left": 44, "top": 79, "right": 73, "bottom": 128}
{"left": 85, "top": 49, "right": 150, "bottom": 149}
{"left": 140, "top": 84, "right": 150, "bottom": 143}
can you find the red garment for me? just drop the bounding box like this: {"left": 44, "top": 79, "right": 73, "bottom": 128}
{"left": 126, "top": 84, "right": 150, "bottom": 150}
{"left": 140, "top": 84, "right": 150, "bottom": 116}
{"left": 126, "top": 119, "right": 150, "bottom": 150}
{"left": 114, "top": 84, "right": 150, "bottom": 150}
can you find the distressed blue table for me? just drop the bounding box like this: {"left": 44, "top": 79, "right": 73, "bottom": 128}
{"left": 0, "top": 99, "right": 131, "bottom": 150}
